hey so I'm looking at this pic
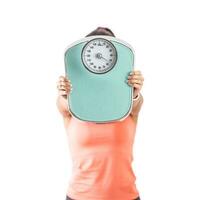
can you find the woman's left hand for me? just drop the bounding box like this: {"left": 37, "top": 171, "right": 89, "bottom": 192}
{"left": 127, "top": 70, "right": 144, "bottom": 98}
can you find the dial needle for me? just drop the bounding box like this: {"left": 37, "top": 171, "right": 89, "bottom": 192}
{"left": 101, "top": 56, "right": 108, "bottom": 61}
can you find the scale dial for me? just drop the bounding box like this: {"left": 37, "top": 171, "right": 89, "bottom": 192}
{"left": 82, "top": 38, "right": 117, "bottom": 74}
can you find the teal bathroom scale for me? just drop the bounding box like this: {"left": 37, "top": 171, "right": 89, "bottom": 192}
{"left": 64, "top": 35, "right": 135, "bottom": 124}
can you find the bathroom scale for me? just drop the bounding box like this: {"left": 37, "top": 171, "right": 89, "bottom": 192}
{"left": 64, "top": 35, "right": 135, "bottom": 124}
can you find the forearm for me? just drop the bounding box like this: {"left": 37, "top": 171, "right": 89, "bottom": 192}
{"left": 130, "top": 93, "right": 144, "bottom": 118}
{"left": 56, "top": 95, "right": 71, "bottom": 117}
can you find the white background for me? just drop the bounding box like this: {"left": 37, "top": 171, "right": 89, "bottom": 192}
{"left": 0, "top": 0, "right": 200, "bottom": 200}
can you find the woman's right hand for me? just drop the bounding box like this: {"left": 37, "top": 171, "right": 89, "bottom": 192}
{"left": 57, "top": 75, "right": 73, "bottom": 97}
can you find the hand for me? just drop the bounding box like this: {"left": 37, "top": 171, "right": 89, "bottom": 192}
{"left": 127, "top": 70, "right": 144, "bottom": 98}
{"left": 57, "top": 75, "right": 72, "bottom": 97}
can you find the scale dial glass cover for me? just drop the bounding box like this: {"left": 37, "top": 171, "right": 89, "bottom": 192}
{"left": 82, "top": 38, "right": 117, "bottom": 74}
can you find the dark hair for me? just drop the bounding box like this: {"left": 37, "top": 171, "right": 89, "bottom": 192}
{"left": 85, "top": 27, "right": 115, "bottom": 37}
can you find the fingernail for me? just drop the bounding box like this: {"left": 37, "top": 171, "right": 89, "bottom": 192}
{"left": 130, "top": 72, "right": 133, "bottom": 75}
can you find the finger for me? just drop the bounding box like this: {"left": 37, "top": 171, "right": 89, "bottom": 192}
{"left": 133, "top": 83, "right": 142, "bottom": 89}
{"left": 127, "top": 81, "right": 142, "bottom": 90}
{"left": 57, "top": 80, "right": 65, "bottom": 87}
{"left": 57, "top": 81, "right": 65, "bottom": 88}
{"left": 134, "top": 70, "right": 141, "bottom": 75}
{"left": 128, "top": 74, "right": 144, "bottom": 80}
{"left": 58, "top": 87, "right": 72, "bottom": 95}
{"left": 59, "top": 76, "right": 71, "bottom": 83}
{"left": 129, "top": 71, "right": 134, "bottom": 75}
{"left": 58, "top": 82, "right": 72, "bottom": 87}
{"left": 58, "top": 90, "right": 68, "bottom": 96}
{"left": 57, "top": 84, "right": 71, "bottom": 91}
{"left": 59, "top": 76, "right": 66, "bottom": 81}
{"left": 59, "top": 78, "right": 70, "bottom": 84}
{"left": 129, "top": 79, "right": 143, "bottom": 85}
{"left": 64, "top": 76, "right": 71, "bottom": 82}
{"left": 128, "top": 78, "right": 144, "bottom": 85}
{"left": 132, "top": 74, "right": 144, "bottom": 80}
{"left": 57, "top": 79, "right": 72, "bottom": 88}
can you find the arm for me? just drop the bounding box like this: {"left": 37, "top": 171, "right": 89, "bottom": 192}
{"left": 129, "top": 93, "right": 144, "bottom": 123}
{"left": 127, "top": 70, "right": 144, "bottom": 122}
{"left": 56, "top": 95, "right": 72, "bottom": 118}
{"left": 56, "top": 75, "right": 72, "bottom": 119}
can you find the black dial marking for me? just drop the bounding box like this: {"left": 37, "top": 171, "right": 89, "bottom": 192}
{"left": 82, "top": 38, "right": 117, "bottom": 74}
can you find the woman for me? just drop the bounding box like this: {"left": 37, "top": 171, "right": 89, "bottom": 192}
{"left": 56, "top": 27, "right": 144, "bottom": 200}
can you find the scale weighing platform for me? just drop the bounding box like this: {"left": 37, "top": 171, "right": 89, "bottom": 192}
{"left": 64, "top": 35, "right": 135, "bottom": 124}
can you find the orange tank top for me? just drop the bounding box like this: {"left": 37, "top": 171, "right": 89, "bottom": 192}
{"left": 65, "top": 115, "right": 140, "bottom": 200}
